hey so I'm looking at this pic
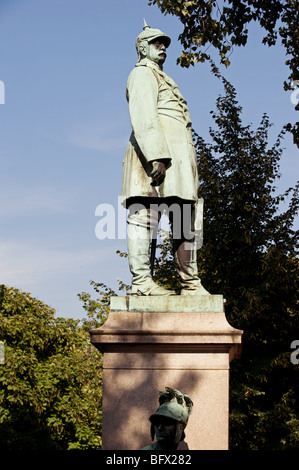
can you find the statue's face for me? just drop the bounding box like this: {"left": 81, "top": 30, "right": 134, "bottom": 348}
{"left": 154, "top": 416, "right": 177, "bottom": 444}
{"left": 146, "top": 38, "right": 168, "bottom": 66}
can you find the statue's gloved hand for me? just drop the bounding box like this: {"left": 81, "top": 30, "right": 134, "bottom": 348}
{"left": 150, "top": 161, "right": 166, "bottom": 186}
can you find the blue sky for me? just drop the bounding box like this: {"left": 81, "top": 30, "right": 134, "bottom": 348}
{"left": 0, "top": 0, "right": 297, "bottom": 320}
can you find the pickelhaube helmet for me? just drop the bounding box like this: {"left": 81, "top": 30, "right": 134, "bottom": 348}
{"left": 136, "top": 19, "right": 171, "bottom": 51}
{"left": 149, "top": 387, "right": 193, "bottom": 443}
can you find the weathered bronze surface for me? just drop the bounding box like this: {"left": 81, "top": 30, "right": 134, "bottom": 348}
{"left": 122, "top": 21, "right": 209, "bottom": 297}
{"left": 141, "top": 387, "right": 193, "bottom": 451}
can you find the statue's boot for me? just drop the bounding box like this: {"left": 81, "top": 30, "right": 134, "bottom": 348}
{"left": 128, "top": 223, "right": 175, "bottom": 296}
{"left": 173, "top": 239, "right": 210, "bottom": 296}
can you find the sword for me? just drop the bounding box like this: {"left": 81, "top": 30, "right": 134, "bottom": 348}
{"left": 150, "top": 225, "right": 158, "bottom": 276}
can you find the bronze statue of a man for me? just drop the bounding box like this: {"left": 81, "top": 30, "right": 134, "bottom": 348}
{"left": 121, "top": 20, "right": 209, "bottom": 296}
{"left": 141, "top": 387, "right": 193, "bottom": 451}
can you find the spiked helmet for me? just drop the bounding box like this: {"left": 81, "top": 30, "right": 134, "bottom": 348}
{"left": 136, "top": 19, "right": 171, "bottom": 51}
{"left": 149, "top": 387, "right": 193, "bottom": 442}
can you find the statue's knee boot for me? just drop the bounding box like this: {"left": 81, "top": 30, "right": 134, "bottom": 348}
{"left": 127, "top": 210, "right": 175, "bottom": 296}
{"left": 173, "top": 239, "right": 209, "bottom": 295}
{"left": 127, "top": 223, "right": 152, "bottom": 290}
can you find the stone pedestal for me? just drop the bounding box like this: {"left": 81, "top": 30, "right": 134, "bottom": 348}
{"left": 90, "top": 295, "right": 243, "bottom": 450}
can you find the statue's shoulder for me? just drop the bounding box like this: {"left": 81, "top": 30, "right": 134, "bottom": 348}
{"left": 128, "top": 65, "right": 154, "bottom": 80}
{"left": 127, "top": 66, "right": 158, "bottom": 93}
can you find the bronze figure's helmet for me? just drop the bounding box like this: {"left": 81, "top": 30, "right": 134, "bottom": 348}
{"left": 149, "top": 387, "right": 193, "bottom": 443}
{"left": 136, "top": 19, "right": 171, "bottom": 57}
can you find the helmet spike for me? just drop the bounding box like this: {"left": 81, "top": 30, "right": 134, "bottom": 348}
{"left": 143, "top": 18, "right": 150, "bottom": 30}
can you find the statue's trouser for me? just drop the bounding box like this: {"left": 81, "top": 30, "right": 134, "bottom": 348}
{"left": 127, "top": 208, "right": 159, "bottom": 294}
{"left": 127, "top": 201, "right": 204, "bottom": 293}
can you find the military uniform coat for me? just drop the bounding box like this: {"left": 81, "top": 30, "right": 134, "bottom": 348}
{"left": 121, "top": 58, "right": 198, "bottom": 207}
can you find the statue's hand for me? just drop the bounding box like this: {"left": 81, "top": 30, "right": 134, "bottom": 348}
{"left": 150, "top": 161, "right": 166, "bottom": 186}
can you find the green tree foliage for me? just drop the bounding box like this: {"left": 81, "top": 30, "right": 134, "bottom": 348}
{"left": 148, "top": 0, "right": 297, "bottom": 83}
{"left": 148, "top": 0, "right": 299, "bottom": 145}
{"left": 78, "top": 280, "right": 118, "bottom": 330}
{"left": 193, "top": 75, "right": 299, "bottom": 449}
{"left": 0, "top": 285, "right": 102, "bottom": 450}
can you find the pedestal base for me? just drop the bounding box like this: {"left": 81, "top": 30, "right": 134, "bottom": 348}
{"left": 90, "top": 295, "right": 243, "bottom": 450}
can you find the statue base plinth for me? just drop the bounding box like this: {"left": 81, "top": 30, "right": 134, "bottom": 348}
{"left": 90, "top": 295, "right": 243, "bottom": 450}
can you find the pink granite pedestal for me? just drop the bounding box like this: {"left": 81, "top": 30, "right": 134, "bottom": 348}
{"left": 90, "top": 295, "right": 243, "bottom": 450}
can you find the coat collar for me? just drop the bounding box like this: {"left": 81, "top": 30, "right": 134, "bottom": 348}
{"left": 135, "top": 58, "right": 163, "bottom": 72}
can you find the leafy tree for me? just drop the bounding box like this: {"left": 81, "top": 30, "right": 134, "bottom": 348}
{"left": 0, "top": 285, "right": 103, "bottom": 450}
{"left": 148, "top": 0, "right": 299, "bottom": 145}
{"left": 78, "top": 280, "right": 118, "bottom": 330}
{"left": 192, "top": 74, "right": 299, "bottom": 449}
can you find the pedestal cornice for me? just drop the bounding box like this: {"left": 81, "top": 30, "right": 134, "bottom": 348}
{"left": 90, "top": 295, "right": 243, "bottom": 361}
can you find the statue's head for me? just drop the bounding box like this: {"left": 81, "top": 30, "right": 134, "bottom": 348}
{"left": 149, "top": 387, "right": 193, "bottom": 447}
{"left": 136, "top": 20, "right": 171, "bottom": 68}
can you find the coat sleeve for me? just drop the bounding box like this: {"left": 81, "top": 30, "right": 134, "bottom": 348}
{"left": 126, "top": 67, "right": 172, "bottom": 164}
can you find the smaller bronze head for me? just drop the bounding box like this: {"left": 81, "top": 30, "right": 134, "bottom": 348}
{"left": 149, "top": 387, "right": 193, "bottom": 449}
